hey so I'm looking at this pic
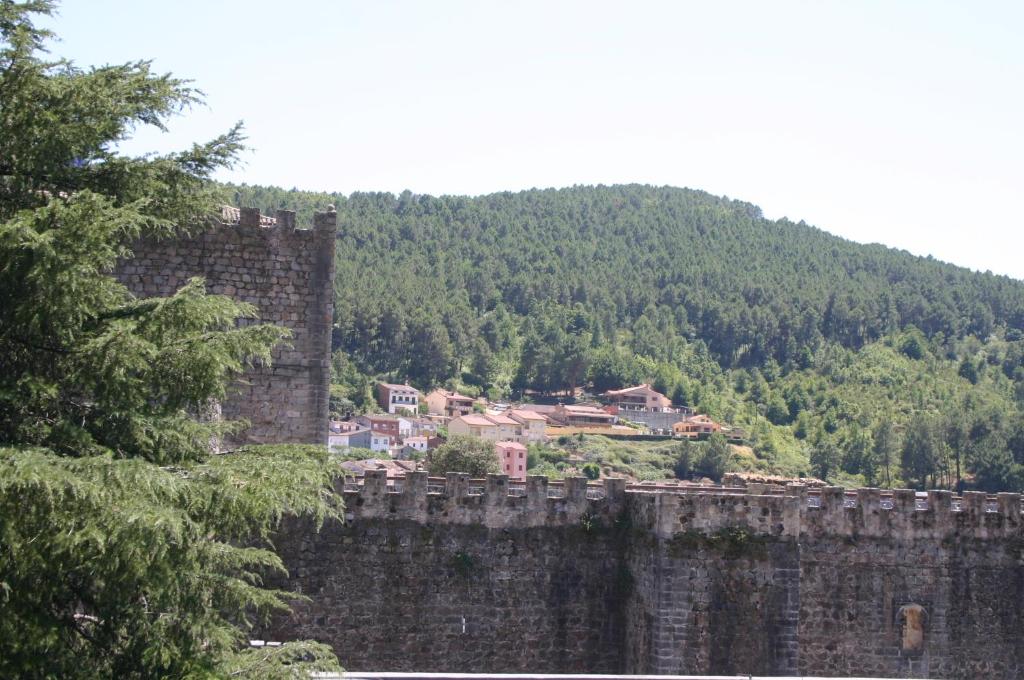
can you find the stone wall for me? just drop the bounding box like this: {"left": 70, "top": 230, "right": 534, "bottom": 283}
{"left": 265, "top": 475, "right": 1024, "bottom": 679}
{"left": 114, "top": 207, "right": 336, "bottom": 445}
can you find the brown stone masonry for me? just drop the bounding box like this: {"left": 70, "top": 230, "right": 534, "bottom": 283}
{"left": 265, "top": 476, "right": 1024, "bottom": 679}
{"left": 114, "top": 206, "right": 336, "bottom": 445}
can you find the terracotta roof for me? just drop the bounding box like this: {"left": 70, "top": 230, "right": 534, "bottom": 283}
{"left": 508, "top": 409, "right": 546, "bottom": 421}
{"left": 516, "top": 404, "right": 557, "bottom": 414}
{"left": 428, "top": 388, "right": 475, "bottom": 403}
{"left": 604, "top": 384, "right": 655, "bottom": 396}
{"left": 495, "top": 441, "right": 527, "bottom": 451}
{"left": 457, "top": 414, "right": 496, "bottom": 427}
{"left": 563, "top": 404, "right": 611, "bottom": 415}
{"left": 380, "top": 382, "right": 419, "bottom": 392}
{"left": 220, "top": 205, "right": 277, "bottom": 226}
{"left": 485, "top": 414, "right": 518, "bottom": 426}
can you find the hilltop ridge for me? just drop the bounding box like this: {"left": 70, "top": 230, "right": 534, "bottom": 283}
{"left": 227, "top": 182, "right": 1024, "bottom": 492}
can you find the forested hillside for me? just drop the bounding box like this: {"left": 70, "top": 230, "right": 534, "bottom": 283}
{"left": 227, "top": 183, "right": 1024, "bottom": 492}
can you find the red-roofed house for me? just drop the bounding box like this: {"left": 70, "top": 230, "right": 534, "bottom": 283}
{"left": 425, "top": 389, "right": 475, "bottom": 418}
{"left": 449, "top": 412, "right": 531, "bottom": 443}
{"left": 673, "top": 414, "right": 722, "bottom": 439}
{"left": 484, "top": 412, "right": 523, "bottom": 442}
{"left": 508, "top": 409, "right": 547, "bottom": 443}
{"left": 356, "top": 414, "right": 401, "bottom": 445}
{"left": 496, "top": 441, "right": 528, "bottom": 480}
{"left": 551, "top": 404, "right": 616, "bottom": 428}
{"left": 603, "top": 384, "right": 672, "bottom": 413}
{"left": 448, "top": 414, "right": 500, "bottom": 440}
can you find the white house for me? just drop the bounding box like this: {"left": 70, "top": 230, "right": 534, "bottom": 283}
{"left": 377, "top": 382, "right": 420, "bottom": 414}
{"left": 369, "top": 430, "right": 392, "bottom": 453}
{"left": 404, "top": 435, "right": 430, "bottom": 452}
{"left": 508, "top": 409, "right": 547, "bottom": 444}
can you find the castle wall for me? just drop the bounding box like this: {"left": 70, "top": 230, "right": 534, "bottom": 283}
{"left": 793, "top": 489, "right": 1024, "bottom": 679}
{"left": 265, "top": 476, "right": 1024, "bottom": 679}
{"left": 113, "top": 207, "right": 336, "bottom": 445}
{"left": 267, "top": 474, "right": 630, "bottom": 672}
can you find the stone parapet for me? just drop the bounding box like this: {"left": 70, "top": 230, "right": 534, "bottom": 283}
{"left": 341, "top": 473, "right": 1023, "bottom": 541}
{"left": 344, "top": 471, "right": 623, "bottom": 529}
{"left": 632, "top": 484, "right": 1022, "bottom": 540}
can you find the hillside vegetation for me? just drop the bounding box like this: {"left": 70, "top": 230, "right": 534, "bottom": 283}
{"left": 226, "top": 183, "right": 1024, "bottom": 492}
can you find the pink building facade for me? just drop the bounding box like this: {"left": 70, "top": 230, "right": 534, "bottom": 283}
{"left": 495, "top": 441, "right": 528, "bottom": 480}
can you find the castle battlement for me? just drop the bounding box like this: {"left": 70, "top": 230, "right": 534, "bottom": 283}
{"left": 220, "top": 205, "right": 339, "bottom": 236}
{"left": 342, "top": 470, "right": 1023, "bottom": 540}
{"left": 342, "top": 470, "right": 627, "bottom": 529}
{"left": 114, "top": 205, "right": 336, "bottom": 446}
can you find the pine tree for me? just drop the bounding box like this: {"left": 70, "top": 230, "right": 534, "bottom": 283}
{"left": 0, "top": 3, "right": 341, "bottom": 676}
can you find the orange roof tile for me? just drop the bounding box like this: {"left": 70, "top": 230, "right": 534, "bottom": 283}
{"left": 508, "top": 409, "right": 546, "bottom": 421}
{"left": 458, "top": 414, "right": 496, "bottom": 427}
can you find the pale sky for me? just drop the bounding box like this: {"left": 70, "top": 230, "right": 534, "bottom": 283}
{"left": 44, "top": 1, "right": 1024, "bottom": 279}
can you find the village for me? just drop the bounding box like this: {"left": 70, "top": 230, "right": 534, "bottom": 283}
{"left": 329, "top": 382, "right": 743, "bottom": 481}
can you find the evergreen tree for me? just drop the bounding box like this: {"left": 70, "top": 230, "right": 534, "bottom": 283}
{"left": 872, "top": 419, "right": 898, "bottom": 488}
{"left": 673, "top": 439, "right": 694, "bottom": 480}
{"left": 694, "top": 434, "right": 731, "bottom": 482}
{"left": 901, "top": 414, "right": 942, "bottom": 489}
{"left": 810, "top": 437, "right": 841, "bottom": 481}
{"left": 0, "top": 4, "right": 340, "bottom": 676}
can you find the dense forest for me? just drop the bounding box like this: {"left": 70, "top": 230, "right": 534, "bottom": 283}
{"left": 226, "top": 183, "right": 1024, "bottom": 492}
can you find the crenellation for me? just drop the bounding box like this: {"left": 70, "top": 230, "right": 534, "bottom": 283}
{"left": 928, "top": 488, "right": 953, "bottom": 519}
{"left": 564, "top": 476, "right": 588, "bottom": 504}
{"left": 337, "top": 476, "right": 1024, "bottom": 545}
{"left": 113, "top": 206, "right": 335, "bottom": 445}
{"left": 998, "top": 492, "right": 1021, "bottom": 522}
{"left": 485, "top": 474, "right": 509, "bottom": 505}
{"left": 238, "top": 206, "right": 261, "bottom": 227}
{"left": 276, "top": 208, "right": 296, "bottom": 232}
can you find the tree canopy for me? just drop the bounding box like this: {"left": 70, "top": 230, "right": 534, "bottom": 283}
{"left": 230, "top": 180, "right": 1024, "bottom": 492}
{"left": 428, "top": 435, "right": 501, "bottom": 477}
{"left": 0, "top": 3, "right": 340, "bottom": 676}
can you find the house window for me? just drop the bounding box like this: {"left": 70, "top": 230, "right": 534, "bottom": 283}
{"left": 518, "top": 465, "right": 523, "bottom": 471}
